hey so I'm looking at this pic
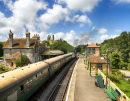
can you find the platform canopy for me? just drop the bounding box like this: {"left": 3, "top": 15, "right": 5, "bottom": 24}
{"left": 41, "top": 50, "right": 64, "bottom": 55}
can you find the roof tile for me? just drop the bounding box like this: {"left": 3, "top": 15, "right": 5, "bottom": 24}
{"left": 3, "top": 38, "right": 37, "bottom": 48}
{"left": 87, "top": 55, "right": 107, "bottom": 63}
{"left": 6, "top": 51, "right": 21, "bottom": 60}
{"left": 87, "top": 43, "right": 100, "bottom": 48}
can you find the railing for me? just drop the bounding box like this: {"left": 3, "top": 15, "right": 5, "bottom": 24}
{"left": 98, "top": 69, "right": 130, "bottom": 101}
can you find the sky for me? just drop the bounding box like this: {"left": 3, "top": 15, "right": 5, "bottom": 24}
{"left": 0, "top": 0, "right": 130, "bottom": 46}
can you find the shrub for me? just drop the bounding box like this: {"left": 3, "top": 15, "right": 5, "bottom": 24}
{"left": 117, "top": 70, "right": 121, "bottom": 75}
{"left": 128, "top": 78, "right": 130, "bottom": 84}
{"left": 0, "top": 65, "right": 8, "bottom": 71}
{"left": 15, "top": 55, "right": 29, "bottom": 67}
{"left": 108, "top": 73, "right": 120, "bottom": 83}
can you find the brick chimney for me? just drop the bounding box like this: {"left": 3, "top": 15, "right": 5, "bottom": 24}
{"left": 9, "top": 30, "right": 13, "bottom": 48}
{"left": 32, "top": 34, "right": 40, "bottom": 43}
{"left": 26, "top": 31, "right": 30, "bottom": 48}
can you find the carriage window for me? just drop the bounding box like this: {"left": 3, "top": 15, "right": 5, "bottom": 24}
{"left": 20, "top": 85, "right": 24, "bottom": 92}
{"left": 36, "top": 74, "right": 38, "bottom": 78}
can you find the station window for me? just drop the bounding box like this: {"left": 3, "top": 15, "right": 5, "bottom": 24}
{"left": 11, "top": 62, "right": 13, "bottom": 67}
{"left": 20, "top": 85, "right": 24, "bottom": 93}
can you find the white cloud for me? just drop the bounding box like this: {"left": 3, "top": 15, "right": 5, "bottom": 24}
{"left": 53, "top": 30, "right": 77, "bottom": 45}
{"left": 98, "top": 28, "right": 108, "bottom": 34}
{"left": 65, "top": 15, "right": 79, "bottom": 22}
{"left": 40, "top": 4, "right": 69, "bottom": 25}
{"left": 0, "top": 0, "right": 48, "bottom": 40}
{"left": 111, "top": 0, "right": 130, "bottom": 4}
{"left": 96, "top": 34, "right": 119, "bottom": 43}
{"left": 114, "top": 30, "right": 122, "bottom": 33}
{"left": 57, "top": 0, "right": 102, "bottom": 12}
{"left": 80, "top": 24, "right": 84, "bottom": 27}
{"left": 92, "top": 27, "right": 96, "bottom": 30}
{"left": 0, "top": 36, "right": 3, "bottom": 40}
{"left": 91, "top": 27, "right": 108, "bottom": 34}
{"left": 77, "top": 15, "right": 92, "bottom": 26}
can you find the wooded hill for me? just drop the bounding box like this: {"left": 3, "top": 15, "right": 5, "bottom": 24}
{"left": 98, "top": 31, "right": 130, "bottom": 70}
{"left": 41, "top": 40, "right": 74, "bottom": 53}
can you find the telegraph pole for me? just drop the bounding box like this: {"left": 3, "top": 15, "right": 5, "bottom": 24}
{"left": 106, "top": 50, "right": 108, "bottom": 89}
{"left": 107, "top": 48, "right": 115, "bottom": 72}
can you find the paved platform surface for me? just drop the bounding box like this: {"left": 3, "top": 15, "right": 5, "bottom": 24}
{"left": 67, "top": 55, "right": 111, "bottom": 101}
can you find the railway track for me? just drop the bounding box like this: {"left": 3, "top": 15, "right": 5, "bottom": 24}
{"left": 46, "top": 58, "right": 77, "bottom": 101}
{"left": 28, "top": 57, "right": 78, "bottom": 101}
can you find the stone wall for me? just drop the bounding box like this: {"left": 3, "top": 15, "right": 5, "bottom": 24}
{"left": 4, "top": 48, "right": 34, "bottom": 67}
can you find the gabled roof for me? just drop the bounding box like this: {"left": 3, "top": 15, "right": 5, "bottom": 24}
{"left": 87, "top": 43, "right": 100, "bottom": 48}
{"left": 6, "top": 51, "right": 21, "bottom": 60}
{"left": 87, "top": 54, "right": 107, "bottom": 63}
{"left": 3, "top": 38, "right": 38, "bottom": 49}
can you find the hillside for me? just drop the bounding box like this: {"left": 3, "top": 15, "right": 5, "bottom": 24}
{"left": 41, "top": 40, "right": 74, "bottom": 53}
{"left": 98, "top": 31, "right": 130, "bottom": 70}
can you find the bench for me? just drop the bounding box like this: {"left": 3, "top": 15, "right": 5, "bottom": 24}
{"left": 96, "top": 75, "right": 104, "bottom": 88}
{"left": 104, "top": 85, "right": 119, "bottom": 101}
{"left": 95, "top": 73, "right": 101, "bottom": 79}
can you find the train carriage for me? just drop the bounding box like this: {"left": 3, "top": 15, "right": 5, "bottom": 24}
{"left": 0, "top": 52, "right": 75, "bottom": 101}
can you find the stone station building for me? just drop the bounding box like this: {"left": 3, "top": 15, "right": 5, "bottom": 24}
{"left": 3, "top": 30, "right": 48, "bottom": 69}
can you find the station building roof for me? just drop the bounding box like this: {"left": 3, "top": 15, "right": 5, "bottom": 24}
{"left": 41, "top": 50, "right": 64, "bottom": 55}
{"left": 87, "top": 43, "right": 100, "bottom": 48}
{"left": 87, "top": 54, "right": 107, "bottom": 64}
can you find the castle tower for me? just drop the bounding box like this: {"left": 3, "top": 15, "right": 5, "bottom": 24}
{"left": 52, "top": 35, "right": 54, "bottom": 41}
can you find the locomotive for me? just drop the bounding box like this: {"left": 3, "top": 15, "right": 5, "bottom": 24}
{"left": 0, "top": 53, "right": 75, "bottom": 101}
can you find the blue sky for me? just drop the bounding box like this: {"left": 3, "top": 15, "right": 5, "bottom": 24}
{"left": 0, "top": 0, "right": 130, "bottom": 46}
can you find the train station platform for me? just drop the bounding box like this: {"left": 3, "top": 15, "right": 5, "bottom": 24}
{"left": 66, "top": 55, "right": 111, "bottom": 101}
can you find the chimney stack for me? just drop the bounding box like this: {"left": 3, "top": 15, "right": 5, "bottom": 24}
{"left": 9, "top": 30, "right": 13, "bottom": 48}
{"left": 36, "top": 34, "right": 40, "bottom": 43}
{"left": 52, "top": 35, "right": 54, "bottom": 41}
{"left": 26, "top": 31, "right": 30, "bottom": 48}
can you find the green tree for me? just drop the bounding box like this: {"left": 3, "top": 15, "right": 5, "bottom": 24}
{"left": 61, "top": 48, "right": 67, "bottom": 54}
{"left": 108, "top": 52, "right": 120, "bottom": 69}
{"left": 15, "top": 55, "right": 29, "bottom": 67}
{"left": 0, "top": 42, "right": 5, "bottom": 56}
{"left": 41, "top": 40, "right": 50, "bottom": 46}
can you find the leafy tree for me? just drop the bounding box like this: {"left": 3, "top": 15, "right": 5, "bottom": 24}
{"left": 41, "top": 40, "right": 50, "bottom": 46}
{"left": 61, "top": 48, "right": 67, "bottom": 54}
{"left": 0, "top": 42, "right": 5, "bottom": 56}
{"left": 108, "top": 52, "right": 120, "bottom": 69}
{"left": 15, "top": 55, "right": 29, "bottom": 67}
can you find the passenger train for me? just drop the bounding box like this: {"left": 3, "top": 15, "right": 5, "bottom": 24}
{"left": 0, "top": 53, "right": 75, "bottom": 101}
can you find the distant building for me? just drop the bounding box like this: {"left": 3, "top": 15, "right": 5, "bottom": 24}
{"left": 85, "top": 43, "right": 110, "bottom": 76}
{"left": 3, "top": 30, "right": 48, "bottom": 69}
{"left": 47, "top": 35, "right": 62, "bottom": 42}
